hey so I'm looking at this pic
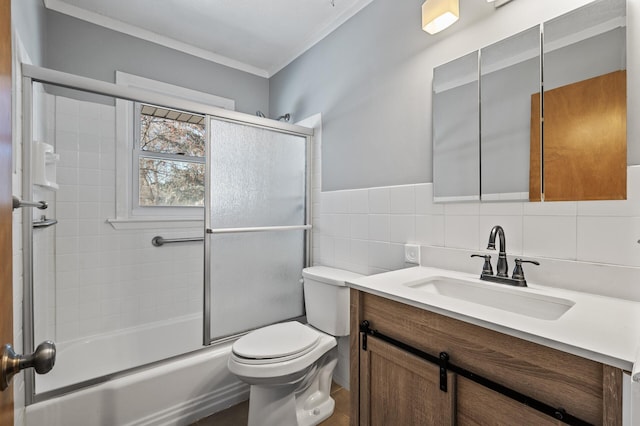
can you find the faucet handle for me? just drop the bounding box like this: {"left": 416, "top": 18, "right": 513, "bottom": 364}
{"left": 512, "top": 258, "right": 540, "bottom": 281}
{"left": 471, "top": 254, "right": 493, "bottom": 276}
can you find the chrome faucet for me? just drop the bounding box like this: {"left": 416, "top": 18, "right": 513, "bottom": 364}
{"left": 487, "top": 225, "right": 508, "bottom": 277}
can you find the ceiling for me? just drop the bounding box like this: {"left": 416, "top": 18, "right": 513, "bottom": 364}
{"left": 44, "top": 0, "right": 503, "bottom": 78}
{"left": 44, "top": 0, "right": 375, "bottom": 77}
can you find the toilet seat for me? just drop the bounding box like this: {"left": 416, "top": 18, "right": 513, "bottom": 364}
{"left": 232, "top": 322, "right": 321, "bottom": 365}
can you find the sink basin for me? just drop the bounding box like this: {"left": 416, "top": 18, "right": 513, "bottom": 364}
{"left": 405, "top": 276, "right": 575, "bottom": 320}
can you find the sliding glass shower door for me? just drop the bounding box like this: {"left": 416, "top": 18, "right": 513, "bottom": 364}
{"left": 205, "top": 117, "right": 312, "bottom": 342}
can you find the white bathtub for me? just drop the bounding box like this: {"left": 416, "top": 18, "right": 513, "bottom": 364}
{"left": 26, "top": 315, "right": 249, "bottom": 426}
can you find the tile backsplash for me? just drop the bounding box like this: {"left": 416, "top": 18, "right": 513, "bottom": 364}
{"left": 313, "top": 167, "right": 640, "bottom": 300}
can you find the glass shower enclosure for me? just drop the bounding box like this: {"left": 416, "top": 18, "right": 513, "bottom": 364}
{"left": 20, "top": 64, "right": 314, "bottom": 403}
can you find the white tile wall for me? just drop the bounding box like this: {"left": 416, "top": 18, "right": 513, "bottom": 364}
{"left": 444, "top": 215, "right": 480, "bottom": 250}
{"left": 368, "top": 214, "right": 389, "bottom": 242}
{"left": 39, "top": 95, "right": 203, "bottom": 345}
{"left": 389, "top": 186, "right": 415, "bottom": 214}
{"left": 415, "top": 214, "right": 445, "bottom": 246}
{"left": 523, "top": 215, "right": 577, "bottom": 259}
{"left": 313, "top": 164, "right": 640, "bottom": 300}
{"left": 368, "top": 188, "right": 390, "bottom": 214}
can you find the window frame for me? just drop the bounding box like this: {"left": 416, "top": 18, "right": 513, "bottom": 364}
{"left": 132, "top": 102, "right": 206, "bottom": 215}
{"left": 113, "top": 72, "right": 235, "bottom": 226}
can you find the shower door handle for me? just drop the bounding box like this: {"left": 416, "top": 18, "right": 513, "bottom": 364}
{"left": 0, "top": 341, "right": 56, "bottom": 391}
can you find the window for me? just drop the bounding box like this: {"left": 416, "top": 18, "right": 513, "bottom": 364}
{"left": 112, "top": 71, "right": 235, "bottom": 227}
{"left": 134, "top": 104, "right": 205, "bottom": 209}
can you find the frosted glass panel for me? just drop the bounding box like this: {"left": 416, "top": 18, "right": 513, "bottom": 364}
{"left": 209, "top": 119, "right": 306, "bottom": 228}
{"left": 207, "top": 118, "right": 309, "bottom": 341}
{"left": 209, "top": 231, "right": 305, "bottom": 339}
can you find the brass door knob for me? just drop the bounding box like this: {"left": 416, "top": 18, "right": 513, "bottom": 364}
{"left": 1, "top": 341, "right": 56, "bottom": 391}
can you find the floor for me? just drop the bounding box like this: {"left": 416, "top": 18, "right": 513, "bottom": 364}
{"left": 190, "top": 383, "right": 349, "bottom": 426}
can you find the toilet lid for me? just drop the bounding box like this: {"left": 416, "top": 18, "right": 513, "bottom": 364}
{"left": 232, "top": 322, "right": 320, "bottom": 361}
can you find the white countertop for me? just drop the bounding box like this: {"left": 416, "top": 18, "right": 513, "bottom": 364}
{"left": 347, "top": 266, "right": 640, "bottom": 371}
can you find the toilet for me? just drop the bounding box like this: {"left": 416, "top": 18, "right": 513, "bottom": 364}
{"left": 227, "top": 266, "right": 363, "bottom": 426}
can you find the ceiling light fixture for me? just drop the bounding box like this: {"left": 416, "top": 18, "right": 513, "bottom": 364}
{"left": 422, "top": 0, "right": 460, "bottom": 35}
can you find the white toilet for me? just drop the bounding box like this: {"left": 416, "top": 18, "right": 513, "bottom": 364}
{"left": 227, "top": 266, "right": 363, "bottom": 426}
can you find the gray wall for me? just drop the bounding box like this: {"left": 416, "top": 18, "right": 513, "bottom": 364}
{"left": 44, "top": 11, "right": 269, "bottom": 115}
{"left": 12, "top": 0, "right": 47, "bottom": 65}
{"left": 269, "top": 0, "right": 628, "bottom": 191}
{"left": 269, "top": 0, "right": 435, "bottom": 191}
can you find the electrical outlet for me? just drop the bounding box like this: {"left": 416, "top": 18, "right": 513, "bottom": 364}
{"left": 404, "top": 244, "right": 420, "bottom": 264}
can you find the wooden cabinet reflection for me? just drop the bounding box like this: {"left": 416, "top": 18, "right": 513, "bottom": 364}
{"left": 530, "top": 70, "right": 626, "bottom": 201}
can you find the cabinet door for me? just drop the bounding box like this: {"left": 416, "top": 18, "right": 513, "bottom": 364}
{"left": 359, "top": 335, "right": 455, "bottom": 426}
{"left": 457, "top": 376, "right": 561, "bottom": 426}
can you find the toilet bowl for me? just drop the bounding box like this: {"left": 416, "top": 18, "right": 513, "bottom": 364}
{"left": 227, "top": 266, "right": 364, "bottom": 426}
{"left": 229, "top": 321, "right": 337, "bottom": 426}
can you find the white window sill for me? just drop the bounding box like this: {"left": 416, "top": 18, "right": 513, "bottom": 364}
{"left": 106, "top": 218, "right": 204, "bottom": 230}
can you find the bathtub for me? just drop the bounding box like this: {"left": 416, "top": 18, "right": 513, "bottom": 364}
{"left": 26, "top": 314, "right": 249, "bottom": 426}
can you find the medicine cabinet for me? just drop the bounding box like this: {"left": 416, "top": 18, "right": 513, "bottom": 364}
{"left": 432, "top": 0, "right": 626, "bottom": 202}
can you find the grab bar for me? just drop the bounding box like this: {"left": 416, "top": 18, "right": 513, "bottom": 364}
{"left": 12, "top": 196, "right": 47, "bottom": 211}
{"left": 151, "top": 236, "right": 204, "bottom": 247}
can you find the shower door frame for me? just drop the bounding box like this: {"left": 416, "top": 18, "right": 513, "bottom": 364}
{"left": 20, "top": 64, "right": 314, "bottom": 404}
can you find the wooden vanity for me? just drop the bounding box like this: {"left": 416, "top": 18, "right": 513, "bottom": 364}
{"left": 349, "top": 290, "right": 624, "bottom": 425}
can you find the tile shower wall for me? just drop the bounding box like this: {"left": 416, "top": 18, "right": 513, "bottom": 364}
{"left": 50, "top": 95, "right": 203, "bottom": 344}
{"left": 313, "top": 167, "right": 640, "bottom": 285}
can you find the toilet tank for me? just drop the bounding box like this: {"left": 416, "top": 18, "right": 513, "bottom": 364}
{"left": 302, "top": 266, "right": 364, "bottom": 336}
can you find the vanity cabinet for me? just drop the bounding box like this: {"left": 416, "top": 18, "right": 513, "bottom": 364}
{"left": 350, "top": 290, "right": 623, "bottom": 425}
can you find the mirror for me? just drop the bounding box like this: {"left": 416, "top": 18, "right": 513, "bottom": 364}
{"left": 432, "top": 0, "right": 627, "bottom": 203}
{"left": 480, "top": 25, "right": 540, "bottom": 201}
{"left": 433, "top": 51, "right": 479, "bottom": 202}
{"left": 534, "top": 0, "right": 626, "bottom": 201}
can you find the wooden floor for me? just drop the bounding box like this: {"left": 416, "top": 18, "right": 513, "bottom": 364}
{"left": 190, "top": 383, "right": 349, "bottom": 426}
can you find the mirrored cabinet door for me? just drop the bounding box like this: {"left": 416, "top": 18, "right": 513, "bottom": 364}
{"left": 539, "top": 0, "right": 626, "bottom": 201}
{"left": 432, "top": 51, "right": 480, "bottom": 202}
{"left": 480, "top": 26, "right": 540, "bottom": 201}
